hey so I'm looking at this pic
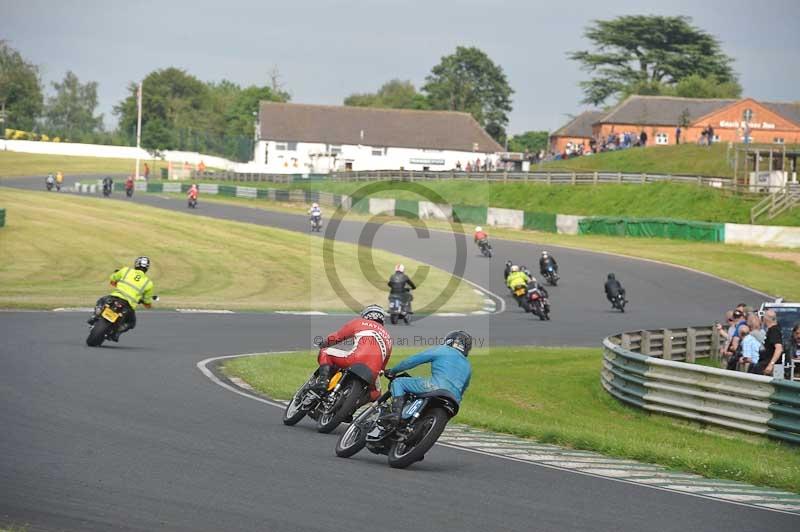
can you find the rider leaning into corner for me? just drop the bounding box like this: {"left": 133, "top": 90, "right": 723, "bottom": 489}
{"left": 388, "top": 264, "right": 416, "bottom": 311}
{"left": 308, "top": 202, "right": 322, "bottom": 218}
{"left": 188, "top": 183, "right": 198, "bottom": 202}
{"left": 89, "top": 256, "right": 155, "bottom": 341}
{"left": 313, "top": 304, "right": 393, "bottom": 401}
{"left": 474, "top": 226, "right": 488, "bottom": 245}
{"left": 539, "top": 250, "right": 558, "bottom": 276}
{"left": 381, "top": 330, "right": 473, "bottom": 426}
{"left": 604, "top": 273, "right": 627, "bottom": 304}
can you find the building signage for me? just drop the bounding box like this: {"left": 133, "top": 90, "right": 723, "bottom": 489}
{"left": 719, "top": 120, "right": 775, "bottom": 130}
{"left": 409, "top": 158, "right": 445, "bottom": 165}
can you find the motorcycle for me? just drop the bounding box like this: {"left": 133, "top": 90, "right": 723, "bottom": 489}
{"left": 388, "top": 292, "right": 411, "bottom": 325}
{"left": 611, "top": 293, "right": 626, "bottom": 313}
{"left": 283, "top": 361, "right": 373, "bottom": 434}
{"left": 526, "top": 288, "right": 550, "bottom": 320}
{"left": 46, "top": 178, "right": 54, "bottom": 191}
{"left": 335, "top": 372, "right": 458, "bottom": 469}
{"left": 310, "top": 215, "right": 322, "bottom": 232}
{"left": 102, "top": 181, "right": 113, "bottom": 197}
{"left": 510, "top": 283, "right": 527, "bottom": 308}
{"left": 125, "top": 184, "right": 134, "bottom": 197}
{"left": 477, "top": 238, "right": 492, "bottom": 258}
{"left": 188, "top": 196, "right": 197, "bottom": 208}
{"left": 543, "top": 266, "right": 559, "bottom": 286}
{"left": 86, "top": 295, "right": 158, "bottom": 347}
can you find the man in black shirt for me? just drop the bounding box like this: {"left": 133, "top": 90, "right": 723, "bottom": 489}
{"left": 755, "top": 310, "right": 784, "bottom": 376}
{"left": 388, "top": 264, "right": 416, "bottom": 312}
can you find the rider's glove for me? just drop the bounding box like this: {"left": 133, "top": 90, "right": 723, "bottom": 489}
{"left": 383, "top": 369, "right": 396, "bottom": 380}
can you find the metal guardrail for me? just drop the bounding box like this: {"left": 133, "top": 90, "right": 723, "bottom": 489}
{"left": 602, "top": 326, "right": 800, "bottom": 444}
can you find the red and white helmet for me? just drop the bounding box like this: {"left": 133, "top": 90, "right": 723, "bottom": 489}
{"left": 395, "top": 264, "right": 405, "bottom": 273}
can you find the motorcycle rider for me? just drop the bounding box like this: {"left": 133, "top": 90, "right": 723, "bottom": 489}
{"left": 55, "top": 171, "right": 64, "bottom": 190}
{"left": 506, "top": 265, "right": 531, "bottom": 306}
{"left": 313, "top": 304, "right": 393, "bottom": 401}
{"left": 102, "top": 176, "right": 113, "bottom": 195}
{"left": 503, "top": 260, "right": 513, "bottom": 280}
{"left": 188, "top": 183, "right": 198, "bottom": 206}
{"left": 45, "top": 174, "right": 55, "bottom": 190}
{"left": 604, "top": 273, "right": 627, "bottom": 305}
{"left": 474, "top": 226, "right": 489, "bottom": 249}
{"left": 388, "top": 264, "right": 416, "bottom": 314}
{"left": 89, "top": 256, "right": 155, "bottom": 342}
{"left": 526, "top": 277, "right": 550, "bottom": 314}
{"left": 125, "top": 175, "right": 135, "bottom": 194}
{"left": 309, "top": 202, "right": 322, "bottom": 227}
{"left": 381, "top": 330, "right": 473, "bottom": 427}
{"left": 539, "top": 251, "right": 558, "bottom": 277}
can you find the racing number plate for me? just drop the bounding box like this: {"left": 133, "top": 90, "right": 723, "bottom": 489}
{"left": 514, "top": 287, "right": 526, "bottom": 296}
{"left": 101, "top": 306, "right": 119, "bottom": 323}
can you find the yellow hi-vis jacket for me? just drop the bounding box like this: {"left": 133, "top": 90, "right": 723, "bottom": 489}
{"left": 109, "top": 267, "right": 154, "bottom": 310}
{"left": 506, "top": 271, "right": 530, "bottom": 290}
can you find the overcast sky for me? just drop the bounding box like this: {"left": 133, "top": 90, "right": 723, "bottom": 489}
{"left": 3, "top": 0, "right": 799, "bottom": 134}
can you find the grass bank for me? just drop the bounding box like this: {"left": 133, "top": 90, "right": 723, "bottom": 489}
{"left": 0, "top": 151, "right": 168, "bottom": 178}
{"left": 224, "top": 347, "right": 800, "bottom": 492}
{"left": 174, "top": 193, "right": 800, "bottom": 302}
{"left": 190, "top": 178, "right": 799, "bottom": 226}
{"left": 0, "top": 188, "right": 482, "bottom": 312}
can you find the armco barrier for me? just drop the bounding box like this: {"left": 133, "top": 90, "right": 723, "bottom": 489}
{"left": 602, "top": 328, "right": 800, "bottom": 444}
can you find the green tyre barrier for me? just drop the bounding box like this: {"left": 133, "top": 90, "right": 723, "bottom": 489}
{"left": 146, "top": 182, "right": 163, "bottom": 193}
{"left": 452, "top": 204, "right": 488, "bottom": 225}
{"left": 523, "top": 211, "right": 557, "bottom": 233}
{"left": 579, "top": 216, "right": 725, "bottom": 242}
{"left": 218, "top": 185, "right": 236, "bottom": 197}
{"left": 394, "top": 199, "right": 418, "bottom": 218}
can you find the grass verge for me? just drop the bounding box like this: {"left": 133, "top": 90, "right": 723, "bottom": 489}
{"left": 0, "top": 151, "right": 172, "bottom": 178}
{"left": 223, "top": 347, "right": 800, "bottom": 492}
{"left": 0, "top": 188, "right": 482, "bottom": 312}
{"left": 168, "top": 193, "right": 800, "bottom": 302}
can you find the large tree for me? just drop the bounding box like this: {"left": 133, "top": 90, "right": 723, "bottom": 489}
{"left": 423, "top": 46, "right": 513, "bottom": 142}
{"left": 570, "top": 16, "right": 739, "bottom": 105}
{"left": 43, "top": 71, "right": 103, "bottom": 140}
{"left": 344, "top": 79, "right": 429, "bottom": 110}
{"left": 0, "top": 41, "right": 43, "bottom": 132}
{"left": 508, "top": 131, "right": 548, "bottom": 154}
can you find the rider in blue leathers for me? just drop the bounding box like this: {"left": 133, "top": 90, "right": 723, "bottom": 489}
{"left": 381, "top": 331, "right": 472, "bottom": 425}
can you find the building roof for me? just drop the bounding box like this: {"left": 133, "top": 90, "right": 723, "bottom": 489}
{"left": 598, "top": 95, "right": 738, "bottom": 126}
{"left": 550, "top": 110, "right": 605, "bottom": 138}
{"left": 258, "top": 102, "right": 503, "bottom": 153}
{"left": 762, "top": 102, "right": 800, "bottom": 127}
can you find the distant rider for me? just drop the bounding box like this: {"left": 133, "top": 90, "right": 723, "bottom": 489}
{"left": 604, "top": 273, "right": 627, "bottom": 304}
{"left": 314, "top": 305, "right": 393, "bottom": 401}
{"left": 539, "top": 251, "right": 558, "bottom": 276}
{"left": 102, "top": 176, "right": 113, "bottom": 194}
{"left": 503, "top": 260, "right": 513, "bottom": 280}
{"left": 125, "top": 175, "right": 134, "bottom": 192}
{"left": 55, "top": 171, "right": 64, "bottom": 190}
{"left": 388, "top": 264, "right": 416, "bottom": 313}
{"left": 474, "top": 226, "right": 489, "bottom": 247}
{"left": 309, "top": 202, "right": 322, "bottom": 227}
{"left": 45, "top": 174, "right": 55, "bottom": 189}
{"left": 381, "top": 330, "right": 473, "bottom": 427}
{"left": 89, "top": 257, "right": 155, "bottom": 342}
{"left": 188, "top": 183, "right": 198, "bottom": 204}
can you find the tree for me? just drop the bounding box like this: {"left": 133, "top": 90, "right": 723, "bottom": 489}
{"left": 422, "top": 46, "right": 513, "bottom": 142}
{"left": 44, "top": 71, "right": 103, "bottom": 140}
{"left": 344, "top": 79, "right": 429, "bottom": 110}
{"left": 570, "top": 16, "right": 738, "bottom": 105}
{"left": 508, "top": 131, "right": 548, "bottom": 154}
{"left": 0, "top": 40, "right": 43, "bottom": 131}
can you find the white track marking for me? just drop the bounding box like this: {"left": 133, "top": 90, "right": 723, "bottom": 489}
{"left": 196, "top": 351, "right": 799, "bottom": 517}
{"left": 52, "top": 307, "right": 93, "bottom": 312}
{"left": 274, "top": 310, "right": 329, "bottom": 316}
{"left": 176, "top": 308, "right": 235, "bottom": 314}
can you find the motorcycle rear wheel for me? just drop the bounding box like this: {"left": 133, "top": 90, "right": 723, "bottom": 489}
{"left": 387, "top": 407, "right": 448, "bottom": 469}
{"left": 86, "top": 320, "right": 110, "bottom": 347}
{"left": 317, "top": 378, "right": 366, "bottom": 434}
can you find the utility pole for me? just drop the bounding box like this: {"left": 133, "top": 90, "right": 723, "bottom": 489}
{"left": 135, "top": 82, "right": 143, "bottom": 179}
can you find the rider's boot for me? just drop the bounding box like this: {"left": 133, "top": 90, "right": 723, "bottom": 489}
{"left": 378, "top": 396, "right": 406, "bottom": 427}
{"left": 311, "top": 364, "right": 333, "bottom": 394}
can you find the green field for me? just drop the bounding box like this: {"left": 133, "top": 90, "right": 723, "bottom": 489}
{"left": 0, "top": 151, "right": 169, "bottom": 178}
{"left": 0, "top": 188, "right": 483, "bottom": 312}
{"left": 224, "top": 348, "right": 800, "bottom": 492}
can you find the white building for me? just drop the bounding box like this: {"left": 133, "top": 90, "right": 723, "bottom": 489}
{"left": 252, "top": 102, "right": 503, "bottom": 173}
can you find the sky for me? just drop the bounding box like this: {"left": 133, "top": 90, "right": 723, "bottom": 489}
{"left": 3, "top": 0, "right": 799, "bottom": 134}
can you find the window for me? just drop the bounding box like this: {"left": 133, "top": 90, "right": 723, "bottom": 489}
{"left": 275, "top": 142, "right": 287, "bottom": 151}
{"left": 287, "top": 141, "right": 297, "bottom": 151}
{"left": 329, "top": 144, "right": 342, "bottom": 155}
{"left": 655, "top": 133, "right": 669, "bottom": 145}
{"left": 371, "top": 147, "right": 385, "bottom": 156}
{"left": 774, "top": 137, "right": 785, "bottom": 144}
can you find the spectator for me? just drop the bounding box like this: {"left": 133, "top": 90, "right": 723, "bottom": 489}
{"left": 466, "top": 161, "right": 473, "bottom": 172}
{"left": 746, "top": 312, "right": 765, "bottom": 344}
{"left": 753, "top": 310, "right": 784, "bottom": 376}
{"left": 455, "top": 161, "right": 462, "bottom": 171}
{"left": 707, "top": 125, "right": 715, "bottom": 146}
{"left": 786, "top": 323, "right": 800, "bottom": 379}
{"left": 639, "top": 130, "right": 648, "bottom": 147}
{"left": 724, "top": 310, "right": 747, "bottom": 363}
{"left": 716, "top": 310, "right": 735, "bottom": 356}
{"left": 143, "top": 162, "right": 150, "bottom": 180}
{"left": 675, "top": 126, "right": 681, "bottom": 145}
{"left": 738, "top": 325, "right": 762, "bottom": 371}
{"left": 198, "top": 160, "right": 206, "bottom": 174}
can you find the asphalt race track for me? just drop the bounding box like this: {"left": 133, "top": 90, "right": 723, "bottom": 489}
{"left": 1, "top": 178, "right": 796, "bottom": 531}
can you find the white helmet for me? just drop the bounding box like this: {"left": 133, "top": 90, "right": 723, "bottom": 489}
{"left": 312, "top": 202, "right": 319, "bottom": 209}
{"left": 510, "top": 265, "right": 520, "bottom": 272}
{"left": 475, "top": 226, "right": 482, "bottom": 232}
{"left": 395, "top": 264, "right": 405, "bottom": 273}
{"left": 542, "top": 250, "right": 548, "bottom": 257}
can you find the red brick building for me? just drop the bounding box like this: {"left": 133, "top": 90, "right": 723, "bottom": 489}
{"left": 551, "top": 96, "right": 800, "bottom": 152}
{"left": 548, "top": 110, "right": 604, "bottom": 154}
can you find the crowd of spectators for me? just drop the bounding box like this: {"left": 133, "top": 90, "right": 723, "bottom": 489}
{"left": 546, "top": 130, "right": 651, "bottom": 162}
{"left": 717, "top": 303, "right": 799, "bottom": 379}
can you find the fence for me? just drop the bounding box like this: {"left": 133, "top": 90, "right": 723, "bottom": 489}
{"left": 602, "top": 326, "right": 800, "bottom": 444}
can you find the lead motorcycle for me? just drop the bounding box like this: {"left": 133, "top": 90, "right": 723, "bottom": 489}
{"left": 283, "top": 359, "right": 374, "bottom": 433}
{"left": 335, "top": 372, "right": 458, "bottom": 469}
{"left": 388, "top": 292, "right": 411, "bottom": 325}
{"left": 611, "top": 293, "right": 626, "bottom": 313}
{"left": 86, "top": 295, "right": 158, "bottom": 347}
{"left": 310, "top": 215, "right": 322, "bottom": 232}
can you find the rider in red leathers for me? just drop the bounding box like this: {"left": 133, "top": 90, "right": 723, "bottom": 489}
{"left": 314, "top": 305, "right": 393, "bottom": 401}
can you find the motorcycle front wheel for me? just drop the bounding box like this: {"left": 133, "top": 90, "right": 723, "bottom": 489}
{"left": 387, "top": 407, "right": 449, "bottom": 469}
{"left": 283, "top": 378, "right": 314, "bottom": 426}
{"left": 335, "top": 405, "right": 377, "bottom": 458}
